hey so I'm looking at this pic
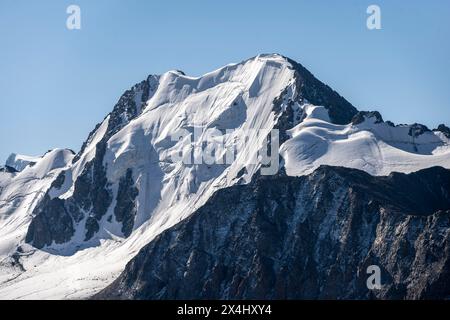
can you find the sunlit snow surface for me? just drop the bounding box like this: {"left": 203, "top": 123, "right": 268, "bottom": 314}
{"left": 5, "top": 154, "right": 42, "bottom": 172}
{"left": 281, "top": 104, "right": 450, "bottom": 176}
{"left": 0, "top": 55, "right": 449, "bottom": 299}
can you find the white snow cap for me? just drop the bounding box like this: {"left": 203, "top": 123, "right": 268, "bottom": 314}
{"left": 0, "top": 54, "right": 449, "bottom": 299}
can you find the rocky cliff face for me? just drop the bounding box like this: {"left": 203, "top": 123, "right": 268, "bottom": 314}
{"left": 286, "top": 57, "right": 358, "bottom": 125}
{"left": 97, "top": 166, "right": 450, "bottom": 300}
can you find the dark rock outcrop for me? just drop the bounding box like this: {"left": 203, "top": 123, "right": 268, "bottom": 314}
{"left": 25, "top": 196, "right": 74, "bottom": 248}
{"left": 72, "top": 75, "right": 159, "bottom": 164}
{"left": 114, "top": 169, "right": 139, "bottom": 237}
{"left": 351, "top": 111, "right": 384, "bottom": 125}
{"left": 25, "top": 141, "right": 113, "bottom": 248}
{"left": 0, "top": 165, "right": 18, "bottom": 174}
{"left": 434, "top": 124, "right": 450, "bottom": 139}
{"left": 96, "top": 166, "right": 450, "bottom": 300}
{"left": 408, "top": 123, "right": 431, "bottom": 138}
{"left": 287, "top": 58, "right": 358, "bottom": 125}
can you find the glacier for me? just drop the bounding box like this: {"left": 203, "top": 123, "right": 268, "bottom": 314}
{"left": 0, "top": 54, "right": 449, "bottom": 299}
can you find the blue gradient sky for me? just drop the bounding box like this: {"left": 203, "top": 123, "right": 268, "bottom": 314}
{"left": 1, "top": 0, "right": 449, "bottom": 164}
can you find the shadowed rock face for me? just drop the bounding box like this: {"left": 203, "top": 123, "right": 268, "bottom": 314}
{"left": 351, "top": 111, "right": 384, "bottom": 125}
{"left": 435, "top": 124, "right": 450, "bottom": 138}
{"left": 114, "top": 169, "right": 139, "bottom": 237}
{"left": 0, "top": 166, "right": 18, "bottom": 174}
{"left": 96, "top": 166, "right": 450, "bottom": 300}
{"left": 25, "top": 196, "right": 74, "bottom": 248}
{"left": 25, "top": 141, "right": 113, "bottom": 248}
{"left": 287, "top": 58, "right": 358, "bottom": 125}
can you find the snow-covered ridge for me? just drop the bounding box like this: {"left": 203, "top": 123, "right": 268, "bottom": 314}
{"left": 0, "top": 54, "right": 449, "bottom": 299}
{"left": 5, "top": 154, "right": 41, "bottom": 172}
{"left": 0, "top": 149, "right": 74, "bottom": 262}
{"left": 281, "top": 105, "right": 450, "bottom": 176}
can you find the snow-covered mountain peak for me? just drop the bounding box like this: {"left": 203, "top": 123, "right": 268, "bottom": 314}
{"left": 143, "top": 54, "right": 294, "bottom": 112}
{"left": 0, "top": 55, "right": 449, "bottom": 299}
{"left": 4, "top": 149, "right": 75, "bottom": 176}
{"left": 29, "top": 149, "right": 75, "bottom": 178}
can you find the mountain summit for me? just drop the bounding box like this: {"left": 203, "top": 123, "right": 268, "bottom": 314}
{"left": 0, "top": 55, "right": 449, "bottom": 299}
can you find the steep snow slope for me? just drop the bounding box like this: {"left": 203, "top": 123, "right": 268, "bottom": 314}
{"left": 0, "top": 149, "right": 74, "bottom": 275}
{"left": 0, "top": 54, "right": 299, "bottom": 299}
{"left": 0, "top": 54, "right": 449, "bottom": 299}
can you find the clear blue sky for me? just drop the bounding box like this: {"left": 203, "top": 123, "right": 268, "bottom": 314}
{"left": 1, "top": 0, "right": 449, "bottom": 164}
